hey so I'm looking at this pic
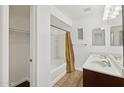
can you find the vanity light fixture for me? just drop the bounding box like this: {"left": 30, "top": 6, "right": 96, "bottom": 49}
{"left": 103, "top": 5, "right": 122, "bottom": 20}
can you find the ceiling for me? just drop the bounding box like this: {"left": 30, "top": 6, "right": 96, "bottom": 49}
{"left": 55, "top": 5, "right": 105, "bottom": 20}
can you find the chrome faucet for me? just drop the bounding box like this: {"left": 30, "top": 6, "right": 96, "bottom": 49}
{"left": 102, "top": 59, "right": 111, "bottom": 67}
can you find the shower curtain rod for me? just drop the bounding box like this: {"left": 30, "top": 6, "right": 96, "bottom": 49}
{"left": 50, "top": 25, "right": 69, "bottom": 32}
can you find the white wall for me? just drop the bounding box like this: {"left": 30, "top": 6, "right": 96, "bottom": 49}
{"left": 71, "top": 12, "right": 123, "bottom": 69}
{"left": 35, "top": 5, "right": 72, "bottom": 86}
{"left": 0, "top": 6, "right": 9, "bottom": 87}
{"left": 36, "top": 5, "right": 51, "bottom": 86}
{"left": 9, "top": 6, "right": 30, "bottom": 86}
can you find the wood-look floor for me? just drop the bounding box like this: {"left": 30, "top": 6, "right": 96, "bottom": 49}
{"left": 54, "top": 70, "right": 83, "bottom": 87}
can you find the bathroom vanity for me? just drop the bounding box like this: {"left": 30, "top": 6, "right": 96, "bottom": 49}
{"left": 83, "top": 69, "right": 124, "bottom": 87}
{"left": 83, "top": 54, "right": 124, "bottom": 87}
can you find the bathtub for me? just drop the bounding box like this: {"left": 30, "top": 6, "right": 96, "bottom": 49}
{"left": 50, "top": 61, "right": 66, "bottom": 86}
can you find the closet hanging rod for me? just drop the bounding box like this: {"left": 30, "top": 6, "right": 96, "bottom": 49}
{"left": 9, "top": 28, "right": 30, "bottom": 33}
{"left": 50, "top": 25, "right": 69, "bottom": 32}
{"left": 9, "top": 28, "right": 29, "bottom": 31}
{"left": 9, "top": 28, "right": 29, "bottom": 32}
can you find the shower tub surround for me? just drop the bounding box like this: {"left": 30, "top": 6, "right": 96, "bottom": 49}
{"left": 83, "top": 53, "right": 124, "bottom": 87}
{"left": 50, "top": 63, "right": 66, "bottom": 86}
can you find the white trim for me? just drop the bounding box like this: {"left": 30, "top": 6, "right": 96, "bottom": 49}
{"left": 30, "top": 5, "right": 37, "bottom": 87}
{"left": 9, "top": 77, "right": 29, "bottom": 87}
{"left": 76, "top": 67, "right": 83, "bottom": 71}
{"left": 0, "top": 5, "right": 9, "bottom": 87}
{"left": 50, "top": 63, "right": 66, "bottom": 74}
{"left": 50, "top": 71, "right": 66, "bottom": 87}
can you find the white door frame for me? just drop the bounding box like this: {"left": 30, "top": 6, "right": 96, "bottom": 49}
{"left": 30, "top": 5, "right": 37, "bottom": 87}
{"left": 0, "top": 5, "right": 9, "bottom": 87}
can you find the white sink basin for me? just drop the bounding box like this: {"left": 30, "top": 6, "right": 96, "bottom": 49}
{"left": 91, "top": 54, "right": 111, "bottom": 67}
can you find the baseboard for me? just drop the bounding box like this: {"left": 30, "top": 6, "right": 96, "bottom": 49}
{"left": 9, "top": 77, "right": 29, "bottom": 87}
{"left": 76, "top": 67, "right": 83, "bottom": 71}
{"left": 0, "top": 83, "right": 9, "bottom": 87}
{"left": 50, "top": 71, "right": 66, "bottom": 87}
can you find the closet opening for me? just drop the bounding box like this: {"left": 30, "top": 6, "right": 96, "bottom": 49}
{"left": 9, "top": 5, "right": 31, "bottom": 87}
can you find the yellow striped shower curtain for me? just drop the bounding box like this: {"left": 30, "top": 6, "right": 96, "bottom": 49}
{"left": 65, "top": 32, "right": 75, "bottom": 73}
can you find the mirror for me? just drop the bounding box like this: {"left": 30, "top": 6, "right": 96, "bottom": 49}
{"left": 110, "top": 25, "right": 123, "bottom": 46}
{"left": 92, "top": 28, "right": 105, "bottom": 46}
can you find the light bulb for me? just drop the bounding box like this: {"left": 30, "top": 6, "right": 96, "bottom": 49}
{"left": 103, "top": 5, "right": 121, "bottom": 21}
{"left": 113, "top": 11, "right": 119, "bottom": 16}
{"left": 115, "top": 6, "right": 122, "bottom": 11}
